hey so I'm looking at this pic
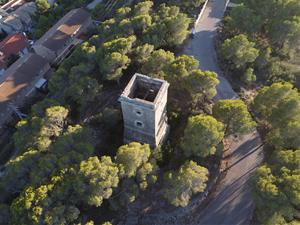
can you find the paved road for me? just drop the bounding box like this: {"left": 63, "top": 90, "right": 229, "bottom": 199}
{"left": 184, "top": 0, "right": 237, "bottom": 100}
{"left": 184, "top": 1, "right": 264, "bottom": 225}
{"left": 191, "top": 134, "right": 263, "bottom": 225}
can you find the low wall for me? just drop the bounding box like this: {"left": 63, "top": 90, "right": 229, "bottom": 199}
{"left": 195, "top": 0, "right": 209, "bottom": 26}
{"left": 224, "top": 0, "right": 231, "bottom": 11}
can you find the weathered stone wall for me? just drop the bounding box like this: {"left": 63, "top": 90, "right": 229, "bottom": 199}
{"left": 119, "top": 73, "right": 169, "bottom": 147}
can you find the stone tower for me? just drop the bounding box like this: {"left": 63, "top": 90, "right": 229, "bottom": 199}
{"left": 119, "top": 73, "right": 169, "bottom": 148}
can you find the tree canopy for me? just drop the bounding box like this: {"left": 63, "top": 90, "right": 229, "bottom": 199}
{"left": 221, "top": 0, "right": 300, "bottom": 84}
{"left": 252, "top": 150, "right": 300, "bottom": 224}
{"left": 141, "top": 49, "right": 219, "bottom": 106}
{"left": 251, "top": 82, "right": 300, "bottom": 224}
{"left": 252, "top": 82, "right": 300, "bottom": 150}
{"left": 10, "top": 156, "right": 119, "bottom": 225}
{"left": 213, "top": 99, "right": 256, "bottom": 136}
{"left": 110, "top": 143, "right": 158, "bottom": 210}
{"left": 181, "top": 115, "right": 225, "bottom": 158}
{"left": 163, "top": 160, "right": 209, "bottom": 207}
{"left": 116, "top": 142, "right": 151, "bottom": 178}
{"left": 13, "top": 106, "right": 69, "bottom": 153}
{"left": 220, "top": 34, "right": 259, "bottom": 70}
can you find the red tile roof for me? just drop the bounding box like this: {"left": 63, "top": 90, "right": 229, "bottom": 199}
{"left": 0, "top": 33, "right": 28, "bottom": 69}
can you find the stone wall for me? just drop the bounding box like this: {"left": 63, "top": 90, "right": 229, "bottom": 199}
{"left": 119, "top": 73, "right": 169, "bottom": 147}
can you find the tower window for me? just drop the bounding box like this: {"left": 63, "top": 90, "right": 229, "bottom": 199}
{"left": 135, "top": 121, "right": 144, "bottom": 128}
{"left": 134, "top": 109, "right": 143, "bottom": 116}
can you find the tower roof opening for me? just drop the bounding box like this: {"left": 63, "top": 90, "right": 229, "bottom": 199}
{"left": 122, "top": 73, "right": 166, "bottom": 104}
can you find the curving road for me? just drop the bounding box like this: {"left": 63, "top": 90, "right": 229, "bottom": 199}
{"left": 184, "top": 0, "right": 264, "bottom": 225}
{"left": 184, "top": 0, "right": 237, "bottom": 100}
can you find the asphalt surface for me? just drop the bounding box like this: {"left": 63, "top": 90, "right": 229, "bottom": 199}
{"left": 184, "top": 1, "right": 264, "bottom": 225}
{"left": 191, "top": 134, "right": 263, "bottom": 225}
{"left": 184, "top": 0, "right": 237, "bottom": 100}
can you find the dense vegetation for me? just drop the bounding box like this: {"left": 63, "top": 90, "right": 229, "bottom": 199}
{"left": 251, "top": 83, "right": 300, "bottom": 225}
{"left": 219, "top": 0, "right": 300, "bottom": 87}
{"left": 218, "top": 1, "right": 300, "bottom": 224}
{"left": 2, "top": 0, "right": 299, "bottom": 224}
{"left": 1, "top": 1, "right": 250, "bottom": 224}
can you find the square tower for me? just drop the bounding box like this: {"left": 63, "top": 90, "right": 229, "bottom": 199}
{"left": 119, "top": 73, "right": 169, "bottom": 148}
